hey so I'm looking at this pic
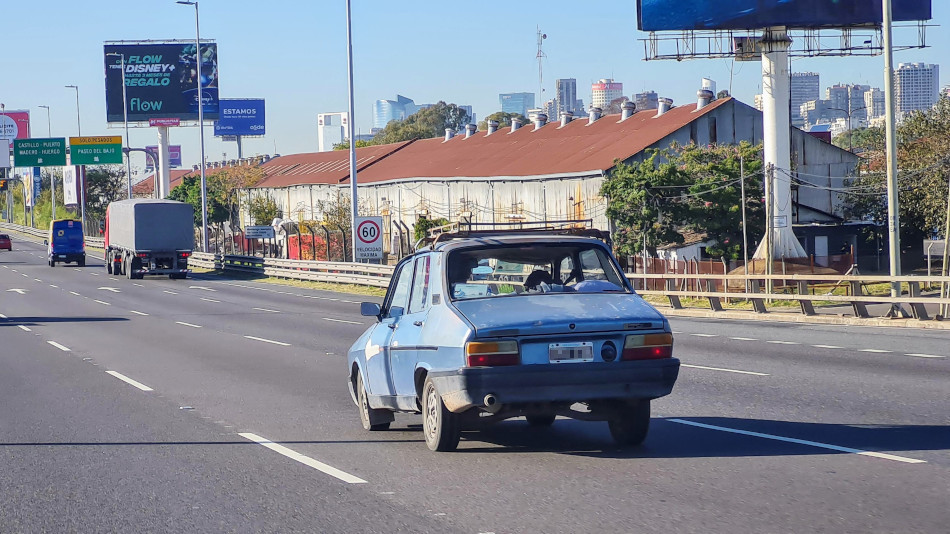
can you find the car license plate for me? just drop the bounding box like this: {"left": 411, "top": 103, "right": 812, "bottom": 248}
{"left": 549, "top": 342, "right": 594, "bottom": 363}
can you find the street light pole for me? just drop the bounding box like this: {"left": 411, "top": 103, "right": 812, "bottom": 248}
{"left": 177, "top": 0, "right": 209, "bottom": 253}
{"left": 39, "top": 105, "right": 56, "bottom": 221}
{"left": 107, "top": 53, "right": 133, "bottom": 199}
{"left": 65, "top": 85, "right": 86, "bottom": 233}
{"left": 345, "top": 0, "right": 359, "bottom": 261}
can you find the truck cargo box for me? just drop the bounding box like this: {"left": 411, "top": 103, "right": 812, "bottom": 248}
{"left": 106, "top": 199, "right": 195, "bottom": 252}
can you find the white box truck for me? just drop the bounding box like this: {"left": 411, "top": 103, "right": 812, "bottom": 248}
{"left": 104, "top": 199, "right": 195, "bottom": 280}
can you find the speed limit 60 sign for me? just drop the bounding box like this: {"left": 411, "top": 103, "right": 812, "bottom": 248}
{"left": 355, "top": 216, "right": 383, "bottom": 260}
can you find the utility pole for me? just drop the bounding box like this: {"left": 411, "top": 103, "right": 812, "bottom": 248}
{"left": 882, "top": 0, "right": 908, "bottom": 317}
{"left": 740, "top": 153, "right": 749, "bottom": 278}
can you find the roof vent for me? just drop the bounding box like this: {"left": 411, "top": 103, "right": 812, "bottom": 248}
{"left": 696, "top": 89, "right": 714, "bottom": 111}
{"left": 534, "top": 113, "right": 547, "bottom": 130}
{"left": 192, "top": 164, "right": 199, "bottom": 171}
{"left": 656, "top": 98, "right": 673, "bottom": 117}
{"left": 487, "top": 120, "right": 499, "bottom": 135}
{"left": 465, "top": 123, "right": 477, "bottom": 138}
{"left": 510, "top": 117, "right": 522, "bottom": 132}
{"left": 444, "top": 128, "right": 454, "bottom": 142}
{"left": 559, "top": 111, "right": 574, "bottom": 127}
{"left": 621, "top": 101, "right": 636, "bottom": 121}
{"left": 588, "top": 107, "right": 602, "bottom": 125}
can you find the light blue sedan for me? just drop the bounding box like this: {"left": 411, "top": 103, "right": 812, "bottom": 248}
{"left": 347, "top": 233, "right": 680, "bottom": 451}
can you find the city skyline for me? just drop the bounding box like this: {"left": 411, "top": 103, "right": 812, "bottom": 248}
{"left": 0, "top": 1, "right": 946, "bottom": 168}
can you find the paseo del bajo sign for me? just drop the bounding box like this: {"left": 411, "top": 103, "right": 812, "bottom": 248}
{"left": 69, "top": 136, "right": 124, "bottom": 165}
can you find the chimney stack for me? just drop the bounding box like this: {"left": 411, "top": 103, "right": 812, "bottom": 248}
{"left": 559, "top": 111, "right": 574, "bottom": 127}
{"left": 487, "top": 120, "right": 499, "bottom": 135}
{"left": 534, "top": 113, "right": 547, "bottom": 130}
{"left": 621, "top": 101, "right": 636, "bottom": 120}
{"left": 510, "top": 117, "right": 522, "bottom": 132}
{"left": 444, "top": 128, "right": 454, "bottom": 142}
{"left": 656, "top": 98, "right": 673, "bottom": 117}
{"left": 465, "top": 123, "right": 477, "bottom": 138}
{"left": 696, "top": 89, "right": 714, "bottom": 110}
{"left": 588, "top": 107, "right": 602, "bottom": 125}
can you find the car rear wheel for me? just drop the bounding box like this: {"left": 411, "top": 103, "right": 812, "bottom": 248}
{"left": 356, "top": 372, "right": 391, "bottom": 431}
{"left": 526, "top": 414, "right": 556, "bottom": 427}
{"left": 422, "top": 377, "right": 460, "bottom": 452}
{"left": 607, "top": 400, "right": 650, "bottom": 447}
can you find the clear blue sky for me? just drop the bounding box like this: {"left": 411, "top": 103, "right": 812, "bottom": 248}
{"left": 1, "top": 1, "right": 946, "bottom": 170}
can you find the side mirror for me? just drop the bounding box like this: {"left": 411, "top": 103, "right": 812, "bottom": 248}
{"left": 360, "top": 302, "right": 381, "bottom": 318}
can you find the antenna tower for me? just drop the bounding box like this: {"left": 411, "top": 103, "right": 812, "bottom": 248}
{"left": 536, "top": 27, "right": 547, "bottom": 107}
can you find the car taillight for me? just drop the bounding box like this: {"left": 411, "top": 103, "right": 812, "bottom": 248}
{"left": 465, "top": 340, "right": 520, "bottom": 367}
{"left": 179, "top": 252, "right": 191, "bottom": 258}
{"left": 622, "top": 333, "right": 673, "bottom": 360}
{"left": 136, "top": 253, "right": 149, "bottom": 258}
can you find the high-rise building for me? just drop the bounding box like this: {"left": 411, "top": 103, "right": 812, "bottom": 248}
{"left": 863, "top": 88, "right": 885, "bottom": 121}
{"left": 555, "top": 79, "right": 578, "bottom": 117}
{"left": 826, "top": 84, "right": 851, "bottom": 113}
{"left": 317, "top": 112, "right": 349, "bottom": 152}
{"left": 790, "top": 72, "right": 820, "bottom": 126}
{"left": 895, "top": 62, "right": 940, "bottom": 114}
{"left": 373, "top": 95, "right": 422, "bottom": 130}
{"left": 635, "top": 91, "right": 659, "bottom": 111}
{"left": 591, "top": 79, "right": 623, "bottom": 110}
{"left": 458, "top": 105, "right": 476, "bottom": 126}
{"left": 499, "top": 92, "right": 535, "bottom": 117}
{"left": 574, "top": 99, "right": 585, "bottom": 113}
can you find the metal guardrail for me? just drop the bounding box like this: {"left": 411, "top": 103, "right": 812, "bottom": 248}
{"left": 219, "top": 255, "right": 393, "bottom": 288}
{"left": 628, "top": 272, "right": 950, "bottom": 321}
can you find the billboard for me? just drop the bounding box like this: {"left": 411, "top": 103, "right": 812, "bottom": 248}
{"left": 214, "top": 99, "right": 266, "bottom": 136}
{"left": 104, "top": 42, "right": 219, "bottom": 122}
{"left": 63, "top": 166, "right": 79, "bottom": 206}
{"left": 145, "top": 145, "right": 182, "bottom": 169}
{"left": 637, "top": 0, "right": 932, "bottom": 31}
{"left": 0, "top": 110, "right": 30, "bottom": 147}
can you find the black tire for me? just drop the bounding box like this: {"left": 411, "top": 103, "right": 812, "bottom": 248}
{"left": 49, "top": 259, "right": 55, "bottom": 267}
{"left": 106, "top": 254, "right": 113, "bottom": 274}
{"left": 422, "top": 377, "right": 460, "bottom": 451}
{"left": 607, "top": 400, "right": 651, "bottom": 447}
{"left": 125, "top": 257, "right": 135, "bottom": 280}
{"left": 356, "top": 373, "right": 391, "bottom": 431}
{"left": 77, "top": 257, "right": 85, "bottom": 267}
{"left": 526, "top": 414, "right": 557, "bottom": 427}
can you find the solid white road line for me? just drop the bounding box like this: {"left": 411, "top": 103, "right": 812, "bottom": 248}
{"left": 690, "top": 333, "right": 718, "bottom": 338}
{"left": 238, "top": 432, "right": 366, "bottom": 484}
{"left": 129, "top": 310, "right": 149, "bottom": 316}
{"left": 813, "top": 344, "right": 843, "bottom": 349}
{"left": 767, "top": 340, "right": 800, "bottom": 345}
{"left": 730, "top": 337, "right": 757, "bottom": 341}
{"left": 860, "top": 349, "right": 892, "bottom": 353}
{"left": 17, "top": 325, "right": 31, "bottom": 332}
{"left": 105, "top": 371, "right": 154, "bottom": 392}
{"left": 668, "top": 418, "right": 925, "bottom": 464}
{"left": 47, "top": 341, "right": 71, "bottom": 352}
{"left": 322, "top": 317, "right": 362, "bottom": 325}
{"left": 244, "top": 335, "right": 290, "bottom": 346}
{"left": 253, "top": 307, "right": 281, "bottom": 313}
{"left": 906, "top": 353, "right": 945, "bottom": 359}
{"left": 175, "top": 321, "right": 202, "bottom": 328}
{"left": 681, "top": 364, "right": 770, "bottom": 376}
{"left": 200, "top": 297, "right": 220, "bottom": 303}
{"left": 93, "top": 300, "right": 111, "bottom": 306}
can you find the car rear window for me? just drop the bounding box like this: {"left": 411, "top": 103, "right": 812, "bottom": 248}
{"left": 0, "top": 234, "right": 9, "bottom": 239}
{"left": 447, "top": 243, "right": 629, "bottom": 300}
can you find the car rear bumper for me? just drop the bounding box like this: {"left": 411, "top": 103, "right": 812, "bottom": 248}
{"left": 429, "top": 358, "right": 680, "bottom": 413}
{"left": 50, "top": 252, "right": 85, "bottom": 262}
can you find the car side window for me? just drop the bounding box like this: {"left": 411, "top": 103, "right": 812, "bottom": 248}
{"left": 386, "top": 260, "right": 414, "bottom": 318}
{"left": 408, "top": 255, "right": 430, "bottom": 314}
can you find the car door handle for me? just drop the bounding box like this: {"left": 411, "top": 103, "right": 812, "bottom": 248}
{"left": 413, "top": 321, "right": 423, "bottom": 327}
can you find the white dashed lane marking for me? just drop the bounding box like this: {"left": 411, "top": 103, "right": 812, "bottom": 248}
{"left": 253, "top": 307, "right": 280, "bottom": 313}
{"left": 860, "top": 349, "right": 892, "bottom": 353}
{"left": 69, "top": 291, "right": 81, "bottom": 296}
{"left": 690, "top": 333, "right": 718, "bottom": 338}
{"left": 813, "top": 344, "right": 843, "bottom": 349}
{"left": 767, "top": 340, "right": 800, "bottom": 345}
{"left": 200, "top": 297, "right": 220, "bottom": 303}
{"left": 669, "top": 418, "right": 925, "bottom": 464}
{"left": 93, "top": 300, "right": 111, "bottom": 306}
{"left": 17, "top": 325, "right": 31, "bottom": 332}
{"left": 129, "top": 311, "right": 149, "bottom": 316}
{"left": 48, "top": 341, "right": 71, "bottom": 352}
{"left": 105, "top": 371, "right": 153, "bottom": 392}
{"left": 906, "top": 353, "right": 945, "bottom": 359}
{"left": 238, "top": 432, "right": 366, "bottom": 484}
{"left": 730, "top": 337, "right": 757, "bottom": 341}
{"left": 322, "top": 317, "right": 362, "bottom": 325}
{"left": 244, "top": 335, "right": 291, "bottom": 346}
{"left": 681, "top": 364, "right": 769, "bottom": 376}
{"left": 175, "top": 321, "right": 202, "bottom": 328}
{"left": 163, "top": 290, "right": 178, "bottom": 295}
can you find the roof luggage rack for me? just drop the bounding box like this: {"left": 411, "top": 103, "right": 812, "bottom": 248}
{"left": 416, "top": 219, "right": 611, "bottom": 248}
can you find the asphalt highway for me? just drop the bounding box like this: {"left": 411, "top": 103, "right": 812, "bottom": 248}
{"left": 2, "top": 238, "right": 949, "bottom": 533}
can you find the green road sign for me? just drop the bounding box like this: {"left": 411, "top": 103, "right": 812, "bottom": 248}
{"left": 13, "top": 138, "right": 67, "bottom": 167}
{"left": 69, "top": 136, "right": 124, "bottom": 165}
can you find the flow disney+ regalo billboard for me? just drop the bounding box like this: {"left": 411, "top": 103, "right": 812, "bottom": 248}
{"left": 637, "top": 0, "right": 932, "bottom": 31}
{"left": 104, "top": 42, "right": 220, "bottom": 122}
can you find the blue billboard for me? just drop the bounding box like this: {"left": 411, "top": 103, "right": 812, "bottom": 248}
{"left": 638, "top": 0, "right": 932, "bottom": 31}
{"left": 214, "top": 99, "right": 266, "bottom": 137}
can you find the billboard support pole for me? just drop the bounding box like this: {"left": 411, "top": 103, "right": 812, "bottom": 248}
{"left": 157, "top": 127, "right": 172, "bottom": 199}
{"left": 882, "top": 0, "right": 909, "bottom": 318}
{"left": 345, "top": 0, "right": 358, "bottom": 262}
{"left": 753, "top": 27, "right": 806, "bottom": 262}
{"left": 236, "top": 135, "right": 243, "bottom": 159}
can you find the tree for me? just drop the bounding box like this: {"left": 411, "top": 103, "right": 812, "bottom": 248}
{"left": 413, "top": 216, "right": 451, "bottom": 242}
{"left": 85, "top": 165, "right": 128, "bottom": 232}
{"left": 832, "top": 126, "right": 884, "bottom": 154}
{"left": 332, "top": 139, "right": 375, "bottom": 150}
{"left": 168, "top": 175, "right": 230, "bottom": 227}
{"left": 372, "top": 101, "right": 472, "bottom": 144}
{"left": 601, "top": 142, "right": 765, "bottom": 260}
{"left": 246, "top": 193, "right": 281, "bottom": 226}
{"left": 716, "top": 90, "right": 731, "bottom": 100}
{"left": 313, "top": 191, "right": 371, "bottom": 261}
{"left": 477, "top": 111, "right": 529, "bottom": 131}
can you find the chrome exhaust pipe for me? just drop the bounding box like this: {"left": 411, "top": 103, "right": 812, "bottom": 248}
{"left": 483, "top": 394, "right": 502, "bottom": 413}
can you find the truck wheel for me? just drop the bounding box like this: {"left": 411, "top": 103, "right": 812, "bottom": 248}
{"left": 422, "top": 377, "right": 460, "bottom": 451}
{"left": 125, "top": 258, "right": 134, "bottom": 279}
{"left": 356, "top": 372, "right": 391, "bottom": 431}
{"left": 607, "top": 400, "right": 650, "bottom": 447}
{"left": 526, "top": 414, "right": 556, "bottom": 427}
{"left": 106, "top": 254, "right": 113, "bottom": 274}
